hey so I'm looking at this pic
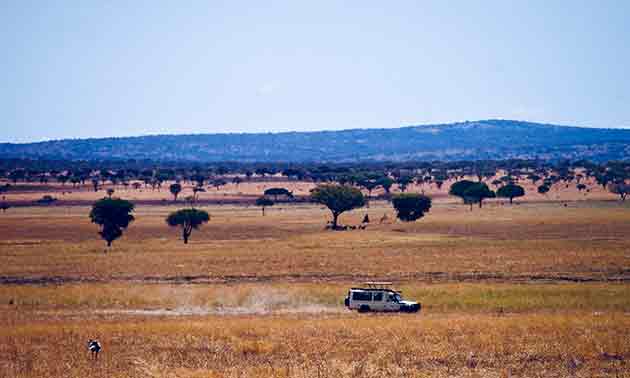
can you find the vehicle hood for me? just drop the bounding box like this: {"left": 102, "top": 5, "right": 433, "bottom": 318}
{"left": 399, "top": 300, "right": 418, "bottom": 306}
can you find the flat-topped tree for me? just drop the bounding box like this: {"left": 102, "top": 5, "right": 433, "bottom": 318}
{"left": 449, "top": 180, "right": 476, "bottom": 203}
{"left": 311, "top": 184, "right": 365, "bottom": 230}
{"left": 264, "top": 187, "right": 293, "bottom": 201}
{"left": 378, "top": 176, "right": 395, "bottom": 194}
{"left": 166, "top": 208, "right": 210, "bottom": 244}
{"left": 497, "top": 184, "right": 525, "bottom": 204}
{"left": 463, "top": 182, "right": 495, "bottom": 209}
{"left": 396, "top": 176, "right": 413, "bottom": 192}
{"left": 89, "top": 198, "right": 135, "bottom": 249}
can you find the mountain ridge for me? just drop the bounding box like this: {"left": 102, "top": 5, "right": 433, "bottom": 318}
{"left": 2, "top": 120, "right": 630, "bottom": 162}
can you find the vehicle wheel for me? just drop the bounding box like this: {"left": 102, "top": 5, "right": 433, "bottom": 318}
{"left": 358, "top": 305, "right": 371, "bottom": 313}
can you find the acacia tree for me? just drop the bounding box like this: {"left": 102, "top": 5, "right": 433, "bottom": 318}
{"left": 463, "top": 182, "right": 495, "bottom": 209}
{"left": 378, "top": 176, "right": 395, "bottom": 195}
{"left": 89, "top": 198, "right": 135, "bottom": 249}
{"left": 311, "top": 184, "right": 365, "bottom": 230}
{"left": 396, "top": 176, "right": 413, "bottom": 192}
{"left": 255, "top": 196, "right": 274, "bottom": 216}
{"left": 497, "top": 184, "right": 525, "bottom": 204}
{"left": 538, "top": 185, "right": 550, "bottom": 195}
{"left": 391, "top": 193, "right": 432, "bottom": 222}
{"left": 264, "top": 187, "right": 293, "bottom": 201}
{"left": 170, "top": 183, "right": 182, "bottom": 201}
{"left": 449, "top": 180, "right": 476, "bottom": 203}
{"left": 166, "top": 208, "right": 210, "bottom": 244}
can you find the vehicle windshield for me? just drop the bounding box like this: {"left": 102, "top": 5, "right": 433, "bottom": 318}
{"left": 394, "top": 294, "right": 402, "bottom": 302}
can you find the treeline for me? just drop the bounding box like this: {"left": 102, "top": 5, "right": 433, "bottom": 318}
{"left": 1, "top": 158, "right": 629, "bottom": 193}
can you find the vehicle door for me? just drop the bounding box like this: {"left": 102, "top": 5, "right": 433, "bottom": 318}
{"left": 385, "top": 292, "right": 401, "bottom": 311}
{"left": 371, "top": 291, "right": 385, "bottom": 311}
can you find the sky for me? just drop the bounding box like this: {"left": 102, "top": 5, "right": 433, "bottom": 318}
{"left": 1, "top": 1, "right": 629, "bottom": 142}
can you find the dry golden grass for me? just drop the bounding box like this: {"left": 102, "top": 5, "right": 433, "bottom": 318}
{"left": 1, "top": 197, "right": 629, "bottom": 377}
{"left": 1, "top": 310, "right": 628, "bottom": 378}
{"left": 0, "top": 201, "right": 628, "bottom": 282}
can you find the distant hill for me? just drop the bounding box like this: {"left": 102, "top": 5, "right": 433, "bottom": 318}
{"left": 1, "top": 120, "right": 630, "bottom": 162}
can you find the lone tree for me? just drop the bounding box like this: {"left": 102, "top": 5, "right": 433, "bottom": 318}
{"left": 166, "top": 208, "right": 210, "bottom": 244}
{"left": 391, "top": 193, "right": 432, "bottom": 222}
{"left": 255, "top": 196, "right": 274, "bottom": 216}
{"left": 609, "top": 182, "right": 629, "bottom": 201}
{"left": 89, "top": 198, "right": 135, "bottom": 248}
{"left": 169, "top": 183, "right": 182, "bottom": 201}
{"left": 311, "top": 184, "right": 365, "bottom": 229}
{"left": 496, "top": 184, "right": 525, "bottom": 204}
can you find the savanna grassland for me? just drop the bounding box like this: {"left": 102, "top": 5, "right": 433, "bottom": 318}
{"left": 1, "top": 190, "right": 629, "bottom": 377}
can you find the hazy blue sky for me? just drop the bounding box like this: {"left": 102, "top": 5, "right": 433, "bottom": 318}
{"left": 2, "top": 1, "right": 629, "bottom": 142}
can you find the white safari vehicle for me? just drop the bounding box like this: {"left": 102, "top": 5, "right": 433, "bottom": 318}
{"left": 344, "top": 282, "right": 421, "bottom": 313}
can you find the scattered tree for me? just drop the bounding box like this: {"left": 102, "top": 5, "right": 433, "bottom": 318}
{"left": 538, "top": 185, "right": 550, "bottom": 195}
{"left": 462, "top": 182, "right": 495, "bottom": 209}
{"left": 211, "top": 178, "right": 227, "bottom": 190}
{"left": 0, "top": 202, "right": 9, "bottom": 213}
{"left": 169, "top": 183, "right": 182, "bottom": 201}
{"left": 311, "top": 184, "right": 365, "bottom": 229}
{"left": 449, "top": 180, "right": 476, "bottom": 203}
{"left": 264, "top": 187, "right": 293, "bottom": 201}
{"left": 391, "top": 193, "right": 432, "bottom": 222}
{"left": 378, "top": 176, "right": 395, "bottom": 194}
{"left": 89, "top": 198, "right": 135, "bottom": 248}
{"left": 166, "top": 208, "right": 210, "bottom": 244}
{"left": 193, "top": 186, "right": 206, "bottom": 199}
{"left": 496, "top": 184, "right": 525, "bottom": 204}
{"left": 255, "top": 196, "right": 274, "bottom": 216}
{"left": 396, "top": 176, "right": 413, "bottom": 192}
{"left": 36, "top": 195, "right": 57, "bottom": 205}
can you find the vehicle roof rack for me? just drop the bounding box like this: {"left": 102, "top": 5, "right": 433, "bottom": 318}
{"left": 364, "top": 281, "right": 393, "bottom": 289}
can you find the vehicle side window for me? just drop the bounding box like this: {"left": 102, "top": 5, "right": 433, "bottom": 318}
{"left": 388, "top": 294, "right": 395, "bottom": 302}
{"left": 372, "top": 292, "right": 383, "bottom": 301}
{"left": 352, "top": 291, "right": 372, "bottom": 301}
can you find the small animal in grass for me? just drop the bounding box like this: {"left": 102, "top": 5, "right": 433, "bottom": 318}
{"left": 87, "top": 339, "right": 102, "bottom": 360}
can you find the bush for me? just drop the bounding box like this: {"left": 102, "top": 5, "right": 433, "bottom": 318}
{"left": 391, "top": 193, "right": 432, "bottom": 222}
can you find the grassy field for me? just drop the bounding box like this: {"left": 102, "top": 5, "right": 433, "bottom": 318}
{"left": 1, "top": 195, "right": 629, "bottom": 377}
